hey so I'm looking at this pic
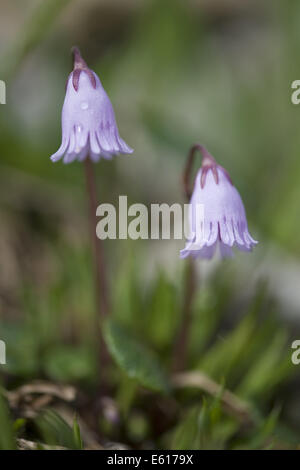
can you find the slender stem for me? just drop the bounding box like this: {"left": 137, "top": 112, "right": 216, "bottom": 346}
{"left": 182, "top": 143, "right": 215, "bottom": 199}
{"left": 72, "top": 46, "right": 88, "bottom": 70}
{"left": 172, "top": 258, "right": 196, "bottom": 372}
{"left": 84, "top": 158, "right": 110, "bottom": 369}
{"left": 172, "top": 144, "right": 203, "bottom": 372}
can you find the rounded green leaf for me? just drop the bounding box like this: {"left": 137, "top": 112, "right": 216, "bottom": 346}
{"left": 104, "top": 320, "right": 169, "bottom": 393}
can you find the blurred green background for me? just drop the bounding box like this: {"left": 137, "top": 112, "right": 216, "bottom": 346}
{"left": 1, "top": 0, "right": 300, "bottom": 450}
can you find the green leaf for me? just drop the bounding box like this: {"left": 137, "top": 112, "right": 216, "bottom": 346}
{"left": 197, "top": 312, "right": 257, "bottom": 381}
{"left": 35, "top": 409, "right": 80, "bottom": 449}
{"left": 237, "top": 330, "right": 292, "bottom": 400}
{"left": 13, "top": 418, "right": 26, "bottom": 434}
{"left": 104, "top": 319, "right": 170, "bottom": 393}
{"left": 233, "top": 407, "right": 281, "bottom": 450}
{"left": 72, "top": 415, "right": 83, "bottom": 450}
{"left": 172, "top": 405, "right": 202, "bottom": 450}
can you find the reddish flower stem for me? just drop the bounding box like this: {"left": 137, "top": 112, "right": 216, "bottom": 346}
{"left": 172, "top": 258, "right": 196, "bottom": 372}
{"left": 84, "top": 158, "right": 110, "bottom": 372}
{"left": 71, "top": 46, "right": 96, "bottom": 91}
{"left": 183, "top": 143, "right": 217, "bottom": 197}
{"left": 172, "top": 144, "right": 206, "bottom": 372}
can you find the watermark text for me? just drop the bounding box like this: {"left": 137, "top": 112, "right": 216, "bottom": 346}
{"left": 95, "top": 196, "right": 204, "bottom": 245}
{"left": 0, "top": 340, "right": 6, "bottom": 365}
{"left": 0, "top": 80, "right": 6, "bottom": 104}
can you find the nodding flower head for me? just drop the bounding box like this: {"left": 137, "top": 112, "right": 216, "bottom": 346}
{"left": 181, "top": 144, "right": 258, "bottom": 260}
{"left": 50, "top": 47, "right": 133, "bottom": 164}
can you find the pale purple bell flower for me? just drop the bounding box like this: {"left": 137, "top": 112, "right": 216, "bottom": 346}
{"left": 181, "top": 145, "right": 258, "bottom": 259}
{"left": 50, "top": 47, "right": 133, "bottom": 164}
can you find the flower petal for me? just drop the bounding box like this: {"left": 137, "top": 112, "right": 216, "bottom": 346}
{"left": 50, "top": 136, "right": 69, "bottom": 162}
{"left": 90, "top": 132, "right": 101, "bottom": 155}
{"left": 63, "top": 152, "right": 77, "bottom": 164}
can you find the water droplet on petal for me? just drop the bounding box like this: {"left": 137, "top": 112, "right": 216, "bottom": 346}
{"left": 81, "top": 101, "right": 89, "bottom": 110}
